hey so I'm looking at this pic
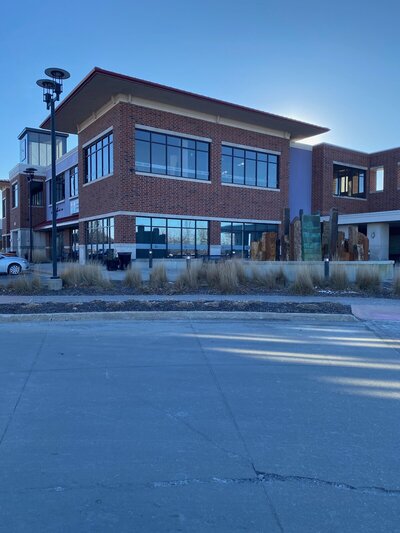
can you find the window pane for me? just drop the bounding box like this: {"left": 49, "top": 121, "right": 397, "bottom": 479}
{"left": 196, "top": 141, "right": 209, "bottom": 152}
{"left": 151, "top": 133, "right": 166, "bottom": 144}
{"left": 222, "top": 145, "right": 232, "bottom": 156}
{"left": 258, "top": 153, "right": 267, "bottom": 162}
{"left": 135, "top": 130, "right": 150, "bottom": 141}
{"left": 182, "top": 148, "right": 196, "bottom": 178}
{"left": 182, "top": 219, "right": 195, "bottom": 228}
{"left": 268, "top": 163, "right": 278, "bottom": 188}
{"left": 257, "top": 161, "right": 267, "bottom": 187}
{"left": 167, "top": 136, "right": 181, "bottom": 146}
{"left": 222, "top": 154, "right": 232, "bottom": 183}
{"left": 359, "top": 172, "right": 365, "bottom": 193}
{"left": 246, "top": 150, "right": 256, "bottom": 160}
{"left": 245, "top": 159, "right": 256, "bottom": 186}
{"left": 168, "top": 219, "right": 181, "bottom": 228}
{"left": 151, "top": 143, "right": 166, "bottom": 174}
{"left": 233, "top": 156, "right": 245, "bottom": 184}
{"left": 152, "top": 218, "right": 166, "bottom": 226}
{"left": 196, "top": 220, "right": 208, "bottom": 229}
{"left": 136, "top": 217, "right": 151, "bottom": 226}
{"left": 182, "top": 139, "right": 195, "bottom": 149}
{"left": 234, "top": 148, "right": 245, "bottom": 158}
{"left": 269, "top": 154, "right": 278, "bottom": 164}
{"left": 103, "top": 143, "right": 109, "bottom": 175}
{"left": 167, "top": 145, "right": 181, "bottom": 176}
{"left": 196, "top": 151, "right": 209, "bottom": 180}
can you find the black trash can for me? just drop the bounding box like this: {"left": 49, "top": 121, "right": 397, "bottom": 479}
{"left": 118, "top": 252, "right": 132, "bottom": 270}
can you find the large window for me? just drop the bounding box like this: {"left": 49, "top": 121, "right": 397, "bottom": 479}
{"left": 69, "top": 166, "right": 78, "bottom": 197}
{"left": 11, "top": 183, "right": 18, "bottom": 208}
{"left": 84, "top": 132, "right": 114, "bottom": 183}
{"left": 2, "top": 196, "right": 6, "bottom": 217}
{"left": 56, "top": 173, "right": 65, "bottom": 202}
{"left": 221, "top": 145, "right": 279, "bottom": 188}
{"left": 31, "top": 182, "right": 43, "bottom": 207}
{"left": 221, "top": 221, "right": 279, "bottom": 258}
{"left": 333, "top": 164, "right": 366, "bottom": 198}
{"left": 136, "top": 217, "right": 209, "bottom": 258}
{"left": 85, "top": 217, "right": 115, "bottom": 260}
{"left": 135, "top": 129, "right": 210, "bottom": 181}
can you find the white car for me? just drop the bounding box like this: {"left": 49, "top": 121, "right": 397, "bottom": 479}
{"left": 0, "top": 254, "right": 30, "bottom": 275}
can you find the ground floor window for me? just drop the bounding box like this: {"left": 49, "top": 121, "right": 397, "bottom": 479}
{"left": 221, "top": 221, "right": 279, "bottom": 258}
{"left": 136, "top": 217, "right": 209, "bottom": 258}
{"left": 85, "top": 217, "right": 115, "bottom": 261}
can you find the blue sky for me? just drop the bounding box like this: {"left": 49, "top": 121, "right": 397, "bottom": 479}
{"left": 1, "top": 0, "right": 399, "bottom": 179}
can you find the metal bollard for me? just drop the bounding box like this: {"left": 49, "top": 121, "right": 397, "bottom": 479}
{"left": 186, "top": 255, "right": 191, "bottom": 270}
{"left": 324, "top": 257, "right": 330, "bottom": 279}
{"left": 149, "top": 250, "right": 153, "bottom": 269}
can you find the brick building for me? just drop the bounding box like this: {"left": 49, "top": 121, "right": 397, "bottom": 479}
{"left": 1, "top": 67, "right": 399, "bottom": 261}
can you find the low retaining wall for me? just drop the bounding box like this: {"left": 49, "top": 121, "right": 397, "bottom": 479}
{"left": 134, "top": 259, "right": 395, "bottom": 283}
{"left": 247, "top": 261, "right": 395, "bottom": 282}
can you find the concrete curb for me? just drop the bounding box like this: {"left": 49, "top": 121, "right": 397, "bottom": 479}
{"left": 0, "top": 311, "right": 357, "bottom": 323}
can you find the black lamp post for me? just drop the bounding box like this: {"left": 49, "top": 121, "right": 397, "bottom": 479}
{"left": 24, "top": 167, "right": 37, "bottom": 262}
{"left": 36, "top": 68, "right": 70, "bottom": 279}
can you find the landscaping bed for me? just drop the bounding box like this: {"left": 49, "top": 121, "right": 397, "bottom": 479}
{"left": 0, "top": 300, "right": 351, "bottom": 315}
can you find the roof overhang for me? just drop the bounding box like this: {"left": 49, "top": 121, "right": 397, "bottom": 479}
{"left": 40, "top": 67, "right": 329, "bottom": 141}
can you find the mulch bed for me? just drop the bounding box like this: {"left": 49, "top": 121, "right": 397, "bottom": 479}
{"left": 0, "top": 300, "right": 352, "bottom": 315}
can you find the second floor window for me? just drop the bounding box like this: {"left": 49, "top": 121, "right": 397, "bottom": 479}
{"left": 69, "top": 166, "right": 78, "bottom": 197}
{"left": 221, "top": 145, "right": 279, "bottom": 188}
{"left": 370, "top": 166, "right": 384, "bottom": 192}
{"left": 333, "top": 164, "right": 365, "bottom": 198}
{"left": 2, "top": 196, "right": 6, "bottom": 217}
{"left": 84, "top": 132, "right": 114, "bottom": 183}
{"left": 12, "top": 183, "right": 18, "bottom": 208}
{"left": 56, "top": 173, "right": 65, "bottom": 202}
{"left": 135, "top": 129, "right": 210, "bottom": 181}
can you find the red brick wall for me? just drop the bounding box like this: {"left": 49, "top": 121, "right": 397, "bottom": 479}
{"left": 369, "top": 148, "right": 400, "bottom": 212}
{"left": 312, "top": 144, "right": 370, "bottom": 216}
{"left": 78, "top": 102, "right": 289, "bottom": 243}
{"left": 9, "top": 174, "right": 46, "bottom": 231}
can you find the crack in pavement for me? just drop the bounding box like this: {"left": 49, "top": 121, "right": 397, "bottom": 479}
{"left": 2, "top": 471, "right": 399, "bottom": 497}
{"left": 153, "top": 471, "right": 400, "bottom": 497}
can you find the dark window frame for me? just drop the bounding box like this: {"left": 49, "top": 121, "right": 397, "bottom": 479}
{"left": 135, "top": 129, "right": 210, "bottom": 182}
{"left": 84, "top": 132, "right": 114, "bottom": 183}
{"left": 135, "top": 216, "right": 209, "bottom": 258}
{"left": 69, "top": 165, "right": 79, "bottom": 197}
{"left": 221, "top": 145, "right": 279, "bottom": 189}
{"left": 56, "top": 172, "right": 66, "bottom": 203}
{"left": 11, "top": 183, "right": 18, "bottom": 208}
{"left": 220, "top": 221, "right": 279, "bottom": 258}
{"left": 85, "top": 217, "right": 115, "bottom": 261}
{"left": 333, "top": 164, "right": 366, "bottom": 198}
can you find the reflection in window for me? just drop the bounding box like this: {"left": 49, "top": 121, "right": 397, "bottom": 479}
{"left": 135, "top": 129, "right": 209, "bottom": 181}
{"left": 370, "top": 166, "right": 384, "bottom": 192}
{"left": 221, "top": 145, "right": 279, "bottom": 188}
{"left": 135, "top": 217, "right": 209, "bottom": 258}
{"left": 85, "top": 217, "right": 115, "bottom": 261}
{"left": 221, "top": 221, "right": 279, "bottom": 258}
{"left": 84, "top": 132, "right": 114, "bottom": 183}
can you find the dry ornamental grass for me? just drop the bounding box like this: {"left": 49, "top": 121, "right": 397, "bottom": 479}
{"left": 124, "top": 266, "right": 142, "bottom": 289}
{"left": 61, "top": 263, "right": 111, "bottom": 288}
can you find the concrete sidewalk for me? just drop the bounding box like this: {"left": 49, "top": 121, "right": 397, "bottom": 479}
{"left": 0, "top": 292, "right": 399, "bottom": 321}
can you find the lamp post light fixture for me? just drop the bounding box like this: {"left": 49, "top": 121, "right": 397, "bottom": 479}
{"left": 36, "top": 68, "right": 70, "bottom": 279}
{"left": 24, "top": 167, "right": 37, "bottom": 262}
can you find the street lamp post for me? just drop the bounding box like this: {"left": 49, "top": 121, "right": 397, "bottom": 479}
{"left": 36, "top": 68, "right": 70, "bottom": 279}
{"left": 24, "top": 167, "right": 37, "bottom": 262}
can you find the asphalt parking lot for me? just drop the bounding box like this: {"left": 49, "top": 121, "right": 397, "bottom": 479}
{"left": 1, "top": 317, "right": 400, "bottom": 532}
